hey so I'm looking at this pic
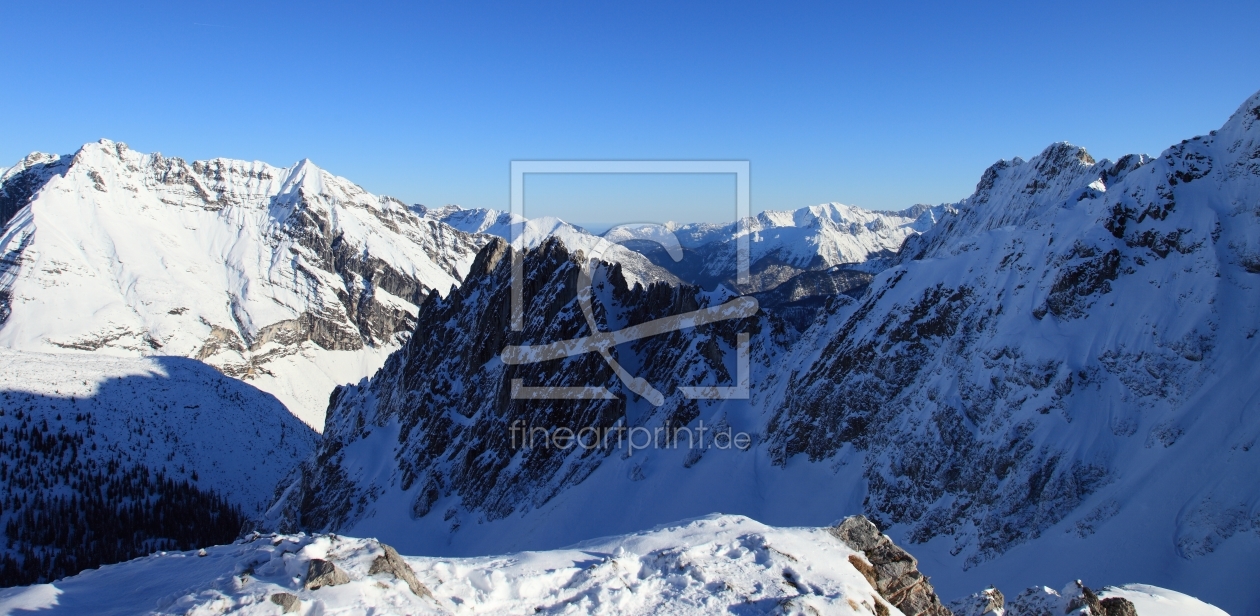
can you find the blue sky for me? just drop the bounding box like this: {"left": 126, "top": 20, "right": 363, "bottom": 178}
{"left": 2, "top": 1, "right": 1258, "bottom": 223}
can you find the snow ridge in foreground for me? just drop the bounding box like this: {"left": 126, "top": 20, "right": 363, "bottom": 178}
{"left": 0, "top": 515, "right": 1229, "bottom": 616}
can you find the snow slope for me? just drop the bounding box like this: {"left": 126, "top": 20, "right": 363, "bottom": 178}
{"left": 0, "top": 141, "right": 489, "bottom": 427}
{"left": 1098, "top": 584, "right": 1230, "bottom": 616}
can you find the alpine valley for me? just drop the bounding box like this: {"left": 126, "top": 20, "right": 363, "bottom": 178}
{"left": 0, "top": 88, "right": 1257, "bottom": 614}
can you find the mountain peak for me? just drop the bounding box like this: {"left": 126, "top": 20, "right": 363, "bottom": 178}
{"left": 1223, "top": 87, "right": 1260, "bottom": 134}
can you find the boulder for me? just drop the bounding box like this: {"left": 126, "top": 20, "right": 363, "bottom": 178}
{"left": 304, "top": 558, "right": 351, "bottom": 590}
{"left": 269, "top": 592, "right": 301, "bottom": 613}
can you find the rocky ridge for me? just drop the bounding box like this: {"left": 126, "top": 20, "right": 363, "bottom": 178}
{"left": 263, "top": 235, "right": 795, "bottom": 534}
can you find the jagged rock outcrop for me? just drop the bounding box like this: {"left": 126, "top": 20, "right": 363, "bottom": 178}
{"left": 829, "top": 515, "right": 952, "bottom": 616}
{"left": 1097, "top": 597, "right": 1138, "bottom": 616}
{"left": 263, "top": 236, "right": 792, "bottom": 533}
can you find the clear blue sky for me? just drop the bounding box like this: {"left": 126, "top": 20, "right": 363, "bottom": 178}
{"left": 2, "top": 1, "right": 1258, "bottom": 223}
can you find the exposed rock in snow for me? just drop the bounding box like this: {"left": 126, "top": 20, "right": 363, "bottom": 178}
{"left": 367, "top": 542, "right": 431, "bottom": 599}
{"left": 1003, "top": 581, "right": 1171, "bottom": 616}
{"left": 302, "top": 558, "right": 350, "bottom": 590}
{"left": 268, "top": 592, "right": 300, "bottom": 613}
{"left": 949, "top": 587, "right": 1004, "bottom": 616}
{"left": 0, "top": 141, "right": 491, "bottom": 427}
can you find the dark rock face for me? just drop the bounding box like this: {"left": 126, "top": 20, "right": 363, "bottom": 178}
{"left": 1036, "top": 247, "right": 1122, "bottom": 320}
{"left": 0, "top": 154, "right": 70, "bottom": 326}
{"left": 829, "top": 515, "right": 952, "bottom": 616}
{"left": 0, "top": 153, "right": 68, "bottom": 231}
{"left": 279, "top": 197, "right": 479, "bottom": 350}
{"left": 269, "top": 237, "right": 791, "bottom": 533}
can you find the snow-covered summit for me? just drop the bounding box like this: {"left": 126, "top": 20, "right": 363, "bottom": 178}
{"left": 0, "top": 140, "right": 490, "bottom": 427}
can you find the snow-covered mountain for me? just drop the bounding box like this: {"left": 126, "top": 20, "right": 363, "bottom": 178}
{"left": 0, "top": 348, "right": 317, "bottom": 585}
{"left": 0, "top": 141, "right": 490, "bottom": 427}
{"left": 766, "top": 90, "right": 1260, "bottom": 608}
{"left": 261, "top": 90, "right": 1260, "bottom": 614}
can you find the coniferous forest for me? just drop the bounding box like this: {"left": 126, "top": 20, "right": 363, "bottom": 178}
{"left": 0, "top": 402, "right": 245, "bottom": 587}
